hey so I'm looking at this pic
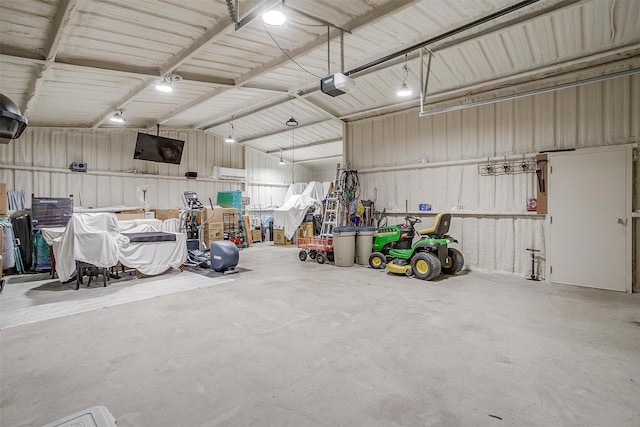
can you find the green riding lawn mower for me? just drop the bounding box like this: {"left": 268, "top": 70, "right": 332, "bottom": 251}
{"left": 368, "top": 213, "right": 464, "bottom": 281}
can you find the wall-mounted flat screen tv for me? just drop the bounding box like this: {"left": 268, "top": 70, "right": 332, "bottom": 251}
{"left": 133, "top": 133, "right": 185, "bottom": 165}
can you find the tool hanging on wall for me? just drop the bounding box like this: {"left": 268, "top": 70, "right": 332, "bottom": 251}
{"left": 535, "top": 158, "right": 547, "bottom": 192}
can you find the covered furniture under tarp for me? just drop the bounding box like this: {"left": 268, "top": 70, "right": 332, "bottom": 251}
{"left": 53, "top": 213, "right": 121, "bottom": 285}
{"left": 51, "top": 216, "right": 187, "bottom": 283}
{"left": 118, "top": 223, "right": 186, "bottom": 276}
{"left": 274, "top": 182, "right": 330, "bottom": 240}
{"left": 273, "top": 194, "right": 320, "bottom": 240}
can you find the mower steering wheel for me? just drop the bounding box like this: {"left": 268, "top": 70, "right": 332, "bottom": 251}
{"left": 407, "top": 216, "right": 421, "bottom": 225}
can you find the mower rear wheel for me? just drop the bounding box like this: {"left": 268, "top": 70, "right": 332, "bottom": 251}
{"left": 412, "top": 252, "right": 441, "bottom": 281}
{"left": 369, "top": 252, "right": 386, "bottom": 269}
{"left": 442, "top": 248, "right": 464, "bottom": 274}
{"left": 316, "top": 252, "right": 326, "bottom": 264}
{"left": 298, "top": 250, "right": 307, "bottom": 261}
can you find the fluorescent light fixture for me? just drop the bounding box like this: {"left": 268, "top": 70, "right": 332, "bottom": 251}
{"left": 110, "top": 109, "right": 126, "bottom": 123}
{"left": 263, "top": 9, "right": 286, "bottom": 26}
{"left": 397, "top": 82, "right": 412, "bottom": 97}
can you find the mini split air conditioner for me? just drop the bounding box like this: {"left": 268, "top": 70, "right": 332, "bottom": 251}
{"left": 213, "top": 166, "right": 246, "bottom": 181}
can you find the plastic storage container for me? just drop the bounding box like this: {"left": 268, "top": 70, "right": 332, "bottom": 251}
{"left": 332, "top": 226, "right": 356, "bottom": 267}
{"left": 355, "top": 226, "right": 376, "bottom": 265}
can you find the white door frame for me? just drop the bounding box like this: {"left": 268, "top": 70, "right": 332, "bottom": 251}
{"left": 545, "top": 143, "right": 635, "bottom": 293}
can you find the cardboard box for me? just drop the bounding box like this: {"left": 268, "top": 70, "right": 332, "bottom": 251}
{"left": 119, "top": 208, "right": 143, "bottom": 214}
{"left": 204, "top": 222, "right": 224, "bottom": 247}
{"left": 274, "top": 228, "right": 293, "bottom": 245}
{"left": 299, "top": 222, "right": 314, "bottom": 239}
{"left": 199, "top": 205, "right": 224, "bottom": 224}
{"left": 154, "top": 209, "right": 181, "bottom": 220}
{"left": 0, "top": 183, "right": 7, "bottom": 216}
{"left": 252, "top": 229, "right": 262, "bottom": 242}
{"left": 117, "top": 213, "right": 145, "bottom": 221}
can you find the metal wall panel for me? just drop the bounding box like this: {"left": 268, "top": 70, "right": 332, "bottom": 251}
{"left": 346, "top": 74, "right": 638, "bottom": 276}
{"left": 0, "top": 127, "right": 243, "bottom": 209}
{"left": 245, "top": 147, "right": 314, "bottom": 209}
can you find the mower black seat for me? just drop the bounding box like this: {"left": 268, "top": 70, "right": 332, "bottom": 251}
{"left": 418, "top": 213, "right": 451, "bottom": 237}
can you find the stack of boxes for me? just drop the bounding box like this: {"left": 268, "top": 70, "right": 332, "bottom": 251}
{"left": 273, "top": 222, "right": 314, "bottom": 246}
{"left": 202, "top": 206, "right": 224, "bottom": 247}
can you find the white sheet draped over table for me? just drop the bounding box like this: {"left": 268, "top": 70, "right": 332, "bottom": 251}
{"left": 50, "top": 214, "right": 186, "bottom": 282}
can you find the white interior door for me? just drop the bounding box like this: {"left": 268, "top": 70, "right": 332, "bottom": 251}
{"left": 548, "top": 147, "right": 631, "bottom": 292}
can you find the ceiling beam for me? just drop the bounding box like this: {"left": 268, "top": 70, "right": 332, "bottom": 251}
{"left": 199, "top": 93, "right": 294, "bottom": 129}
{"left": 294, "top": 154, "right": 343, "bottom": 164}
{"left": 0, "top": 52, "right": 285, "bottom": 93}
{"left": 91, "top": 15, "right": 235, "bottom": 128}
{"left": 238, "top": 119, "right": 335, "bottom": 145}
{"left": 266, "top": 137, "right": 342, "bottom": 154}
{"left": 23, "top": 0, "right": 82, "bottom": 118}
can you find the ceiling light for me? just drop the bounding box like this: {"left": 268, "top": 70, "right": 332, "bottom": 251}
{"left": 155, "top": 74, "right": 181, "bottom": 93}
{"left": 285, "top": 117, "right": 298, "bottom": 127}
{"left": 397, "top": 82, "right": 412, "bottom": 97}
{"left": 397, "top": 55, "right": 412, "bottom": 97}
{"left": 224, "top": 118, "right": 236, "bottom": 143}
{"left": 263, "top": 9, "right": 286, "bottom": 26}
{"left": 110, "top": 109, "right": 126, "bottom": 123}
{"left": 279, "top": 149, "right": 285, "bottom": 165}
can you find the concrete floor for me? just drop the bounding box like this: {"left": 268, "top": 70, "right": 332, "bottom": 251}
{"left": 1, "top": 243, "right": 639, "bottom": 427}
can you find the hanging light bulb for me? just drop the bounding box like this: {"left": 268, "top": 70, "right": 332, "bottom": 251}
{"left": 155, "top": 74, "right": 181, "bottom": 93}
{"left": 224, "top": 120, "right": 235, "bottom": 143}
{"left": 279, "top": 149, "right": 285, "bottom": 165}
{"left": 397, "top": 82, "right": 412, "bottom": 97}
{"left": 110, "top": 109, "right": 126, "bottom": 123}
{"left": 397, "top": 55, "right": 412, "bottom": 97}
{"left": 155, "top": 77, "right": 173, "bottom": 93}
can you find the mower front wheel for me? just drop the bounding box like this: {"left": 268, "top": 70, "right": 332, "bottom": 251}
{"left": 442, "top": 248, "right": 464, "bottom": 274}
{"left": 412, "top": 252, "right": 441, "bottom": 281}
{"left": 369, "top": 252, "right": 386, "bottom": 269}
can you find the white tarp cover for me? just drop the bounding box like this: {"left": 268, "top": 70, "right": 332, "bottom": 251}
{"left": 118, "top": 224, "right": 187, "bottom": 276}
{"left": 273, "top": 194, "right": 319, "bottom": 240}
{"left": 53, "top": 214, "right": 187, "bottom": 281}
{"left": 283, "top": 182, "right": 308, "bottom": 203}
{"left": 117, "top": 218, "right": 162, "bottom": 232}
{"left": 54, "top": 213, "right": 122, "bottom": 282}
{"left": 302, "top": 181, "right": 327, "bottom": 202}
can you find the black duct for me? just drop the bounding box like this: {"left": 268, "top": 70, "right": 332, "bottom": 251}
{"left": 0, "top": 93, "right": 28, "bottom": 141}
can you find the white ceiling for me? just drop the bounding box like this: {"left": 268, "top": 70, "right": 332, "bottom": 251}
{"left": 1, "top": 0, "right": 639, "bottom": 169}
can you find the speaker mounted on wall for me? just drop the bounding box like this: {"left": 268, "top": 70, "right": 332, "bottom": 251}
{"left": 70, "top": 162, "right": 87, "bottom": 172}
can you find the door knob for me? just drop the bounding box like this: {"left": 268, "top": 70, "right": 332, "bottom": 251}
{"left": 616, "top": 218, "right": 627, "bottom": 225}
